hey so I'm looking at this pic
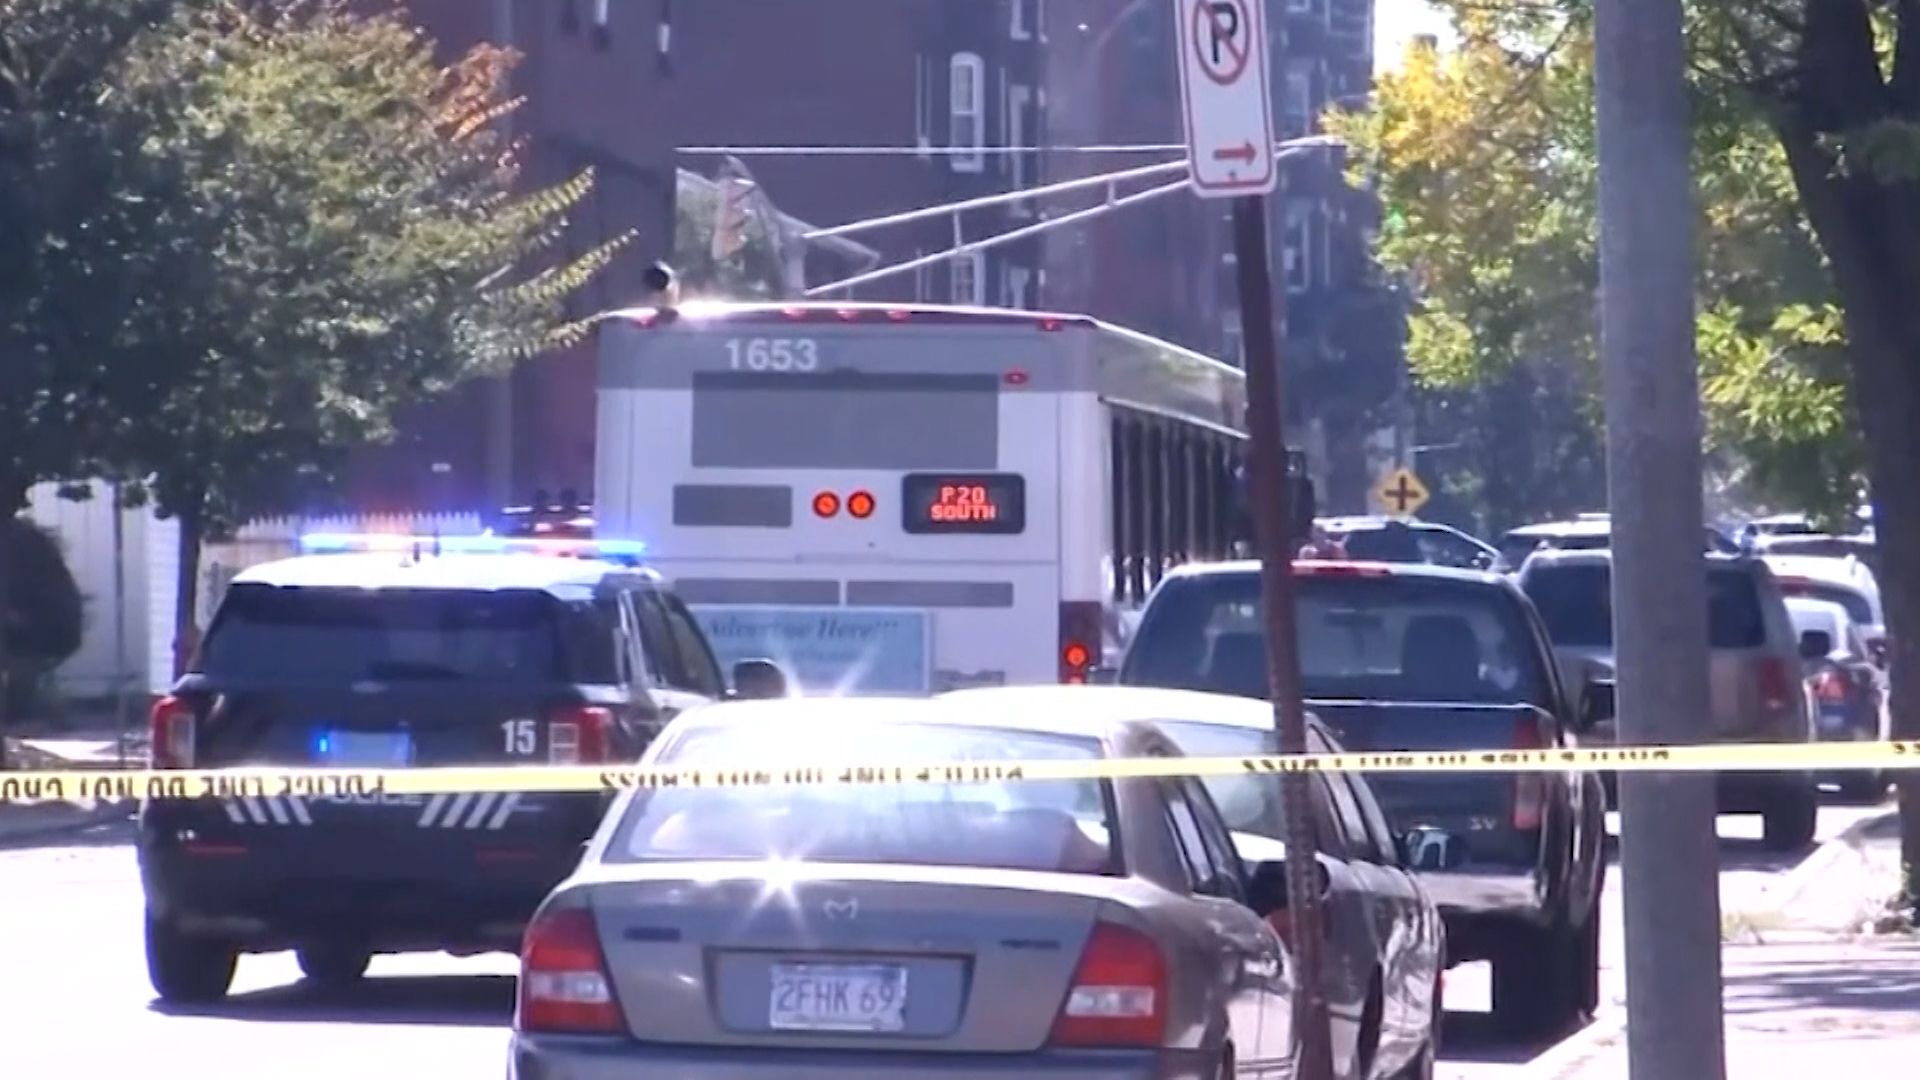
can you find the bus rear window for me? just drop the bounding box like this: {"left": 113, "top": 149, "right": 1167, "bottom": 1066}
{"left": 691, "top": 370, "right": 998, "bottom": 469}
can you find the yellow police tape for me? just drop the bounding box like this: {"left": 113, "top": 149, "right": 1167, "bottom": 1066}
{"left": 2, "top": 740, "right": 1918, "bottom": 806}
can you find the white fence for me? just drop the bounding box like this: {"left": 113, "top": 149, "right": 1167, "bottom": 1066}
{"left": 23, "top": 490, "right": 484, "bottom": 704}
{"left": 197, "top": 512, "right": 485, "bottom": 621}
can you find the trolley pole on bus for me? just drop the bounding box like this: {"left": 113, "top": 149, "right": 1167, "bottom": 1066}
{"left": 1175, "top": 2, "right": 1332, "bottom": 1076}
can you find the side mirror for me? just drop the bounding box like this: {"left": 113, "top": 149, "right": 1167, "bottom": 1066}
{"left": 1799, "top": 630, "right": 1833, "bottom": 661}
{"left": 1869, "top": 636, "right": 1891, "bottom": 668}
{"left": 1471, "top": 550, "right": 1499, "bottom": 571}
{"left": 730, "top": 658, "right": 789, "bottom": 700}
{"left": 1398, "top": 826, "right": 1466, "bottom": 871}
{"left": 1244, "top": 858, "right": 1331, "bottom": 918}
{"left": 1579, "top": 678, "right": 1616, "bottom": 730}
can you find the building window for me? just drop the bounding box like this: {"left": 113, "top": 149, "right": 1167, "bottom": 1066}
{"left": 949, "top": 53, "right": 986, "bottom": 173}
{"left": 1283, "top": 200, "right": 1315, "bottom": 293}
{"left": 1011, "top": 0, "right": 1032, "bottom": 40}
{"left": 1008, "top": 84, "right": 1033, "bottom": 213}
{"left": 914, "top": 55, "right": 934, "bottom": 158}
{"left": 951, "top": 251, "right": 986, "bottom": 305}
{"left": 1284, "top": 63, "right": 1313, "bottom": 135}
{"left": 1004, "top": 265, "right": 1033, "bottom": 309}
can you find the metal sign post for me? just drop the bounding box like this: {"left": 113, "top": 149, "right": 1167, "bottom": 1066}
{"left": 1175, "top": 2, "right": 1332, "bottom": 1076}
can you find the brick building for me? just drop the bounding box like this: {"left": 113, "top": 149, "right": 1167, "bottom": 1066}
{"left": 340, "top": 0, "right": 1397, "bottom": 515}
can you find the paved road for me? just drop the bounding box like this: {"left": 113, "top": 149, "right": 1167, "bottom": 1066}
{"left": 0, "top": 803, "right": 1884, "bottom": 1080}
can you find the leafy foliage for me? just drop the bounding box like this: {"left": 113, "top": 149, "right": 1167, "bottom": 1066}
{"left": 0, "top": 0, "right": 184, "bottom": 509}
{"left": 1331, "top": 10, "right": 1862, "bottom": 521}
{"left": 1, "top": 519, "right": 82, "bottom": 663}
{"left": 103, "top": 0, "right": 628, "bottom": 541}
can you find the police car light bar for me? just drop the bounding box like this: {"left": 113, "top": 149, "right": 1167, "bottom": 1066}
{"left": 296, "top": 532, "right": 647, "bottom": 560}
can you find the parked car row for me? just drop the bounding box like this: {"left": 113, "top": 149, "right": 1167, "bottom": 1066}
{"left": 143, "top": 533, "right": 1461, "bottom": 1079}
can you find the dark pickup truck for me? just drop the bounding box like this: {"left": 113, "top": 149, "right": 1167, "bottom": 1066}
{"left": 1116, "top": 559, "right": 1610, "bottom": 1038}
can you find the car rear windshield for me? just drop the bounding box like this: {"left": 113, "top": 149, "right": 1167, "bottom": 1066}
{"left": 1156, "top": 721, "right": 1289, "bottom": 838}
{"left": 1122, "top": 573, "right": 1550, "bottom": 706}
{"left": 1775, "top": 580, "right": 1874, "bottom": 626}
{"left": 199, "top": 583, "right": 616, "bottom": 683}
{"left": 1522, "top": 563, "right": 1768, "bottom": 648}
{"left": 609, "top": 722, "right": 1119, "bottom": 875}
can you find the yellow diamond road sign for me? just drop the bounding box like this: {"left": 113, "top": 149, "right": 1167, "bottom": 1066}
{"left": 1377, "top": 466, "right": 1430, "bottom": 517}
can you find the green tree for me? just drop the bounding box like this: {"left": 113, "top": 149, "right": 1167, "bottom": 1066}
{"left": 98, "top": 0, "right": 626, "bottom": 656}
{"left": 0, "top": 0, "right": 187, "bottom": 745}
{"left": 1329, "top": 17, "right": 1860, "bottom": 526}
{"left": 1342, "top": 1, "right": 1920, "bottom": 908}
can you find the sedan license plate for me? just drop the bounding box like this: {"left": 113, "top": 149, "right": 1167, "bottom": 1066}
{"left": 315, "top": 730, "right": 414, "bottom": 767}
{"left": 769, "top": 963, "right": 908, "bottom": 1033}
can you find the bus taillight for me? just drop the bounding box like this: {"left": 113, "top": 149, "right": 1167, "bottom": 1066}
{"left": 812, "top": 491, "right": 842, "bottom": 518}
{"left": 1060, "top": 601, "right": 1103, "bottom": 683}
{"left": 848, "top": 490, "right": 876, "bottom": 519}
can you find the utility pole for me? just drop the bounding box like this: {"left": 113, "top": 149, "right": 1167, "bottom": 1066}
{"left": 1170, "top": 1, "right": 1333, "bottom": 1075}
{"left": 1234, "top": 195, "right": 1334, "bottom": 1080}
{"left": 1594, "top": 1, "right": 1726, "bottom": 1078}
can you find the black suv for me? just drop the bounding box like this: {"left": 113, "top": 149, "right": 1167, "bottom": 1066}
{"left": 137, "top": 535, "right": 784, "bottom": 1003}
{"left": 1117, "top": 559, "right": 1610, "bottom": 1038}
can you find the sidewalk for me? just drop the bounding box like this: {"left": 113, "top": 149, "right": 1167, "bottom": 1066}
{"left": 1544, "top": 808, "right": 1919, "bottom": 1076}
{"left": 0, "top": 735, "right": 138, "bottom": 843}
{"left": 1546, "top": 937, "right": 1920, "bottom": 1076}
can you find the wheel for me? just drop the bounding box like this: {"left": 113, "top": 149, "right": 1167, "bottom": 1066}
{"left": 145, "top": 912, "right": 237, "bottom": 1004}
{"left": 297, "top": 942, "right": 372, "bottom": 988}
{"left": 1573, "top": 906, "right": 1602, "bottom": 1015}
{"left": 1762, "top": 781, "right": 1819, "bottom": 852}
{"left": 1491, "top": 917, "right": 1586, "bottom": 1040}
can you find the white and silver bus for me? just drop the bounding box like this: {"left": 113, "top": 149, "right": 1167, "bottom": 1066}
{"left": 593, "top": 300, "right": 1295, "bottom": 695}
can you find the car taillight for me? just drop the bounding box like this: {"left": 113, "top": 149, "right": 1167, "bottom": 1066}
{"left": 1512, "top": 712, "right": 1546, "bottom": 831}
{"left": 547, "top": 706, "right": 614, "bottom": 764}
{"left": 149, "top": 695, "right": 195, "bottom": 769}
{"left": 1813, "top": 668, "right": 1849, "bottom": 704}
{"left": 516, "top": 906, "right": 622, "bottom": 1034}
{"left": 1757, "top": 658, "right": 1794, "bottom": 712}
{"left": 1049, "top": 921, "right": 1167, "bottom": 1048}
{"left": 1059, "top": 601, "right": 1102, "bottom": 684}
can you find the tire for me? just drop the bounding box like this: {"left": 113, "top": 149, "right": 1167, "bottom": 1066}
{"left": 1491, "top": 917, "right": 1585, "bottom": 1040}
{"left": 1762, "top": 781, "right": 1819, "bottom": 853}
{"left": 1573, "top": 906, "right": 1602, "bottom": 1015}
{"left": 145, "top": 912, "right": 237, "bottom": 1005}
{"left": 297, "top": 942, "right": 372, "bottom": 989}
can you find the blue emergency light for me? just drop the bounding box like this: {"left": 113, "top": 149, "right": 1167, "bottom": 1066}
{"left": 295, "top": 532, "right": 647, "bottom": 561}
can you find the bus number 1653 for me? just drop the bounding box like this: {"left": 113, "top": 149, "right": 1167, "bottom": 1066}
{"left": 725, "top": 337, "right": 819, "bottom": 372}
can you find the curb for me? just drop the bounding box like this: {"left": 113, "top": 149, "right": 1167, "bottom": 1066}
{"left": 1518, "top": 1001, "right": 1628, "bottom": 1080}
{"left": 1758, "top": 807, "right": 1900, "bottom": 918}
{"left": 0, "top": 800, "right": 136, "bottom": 845}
